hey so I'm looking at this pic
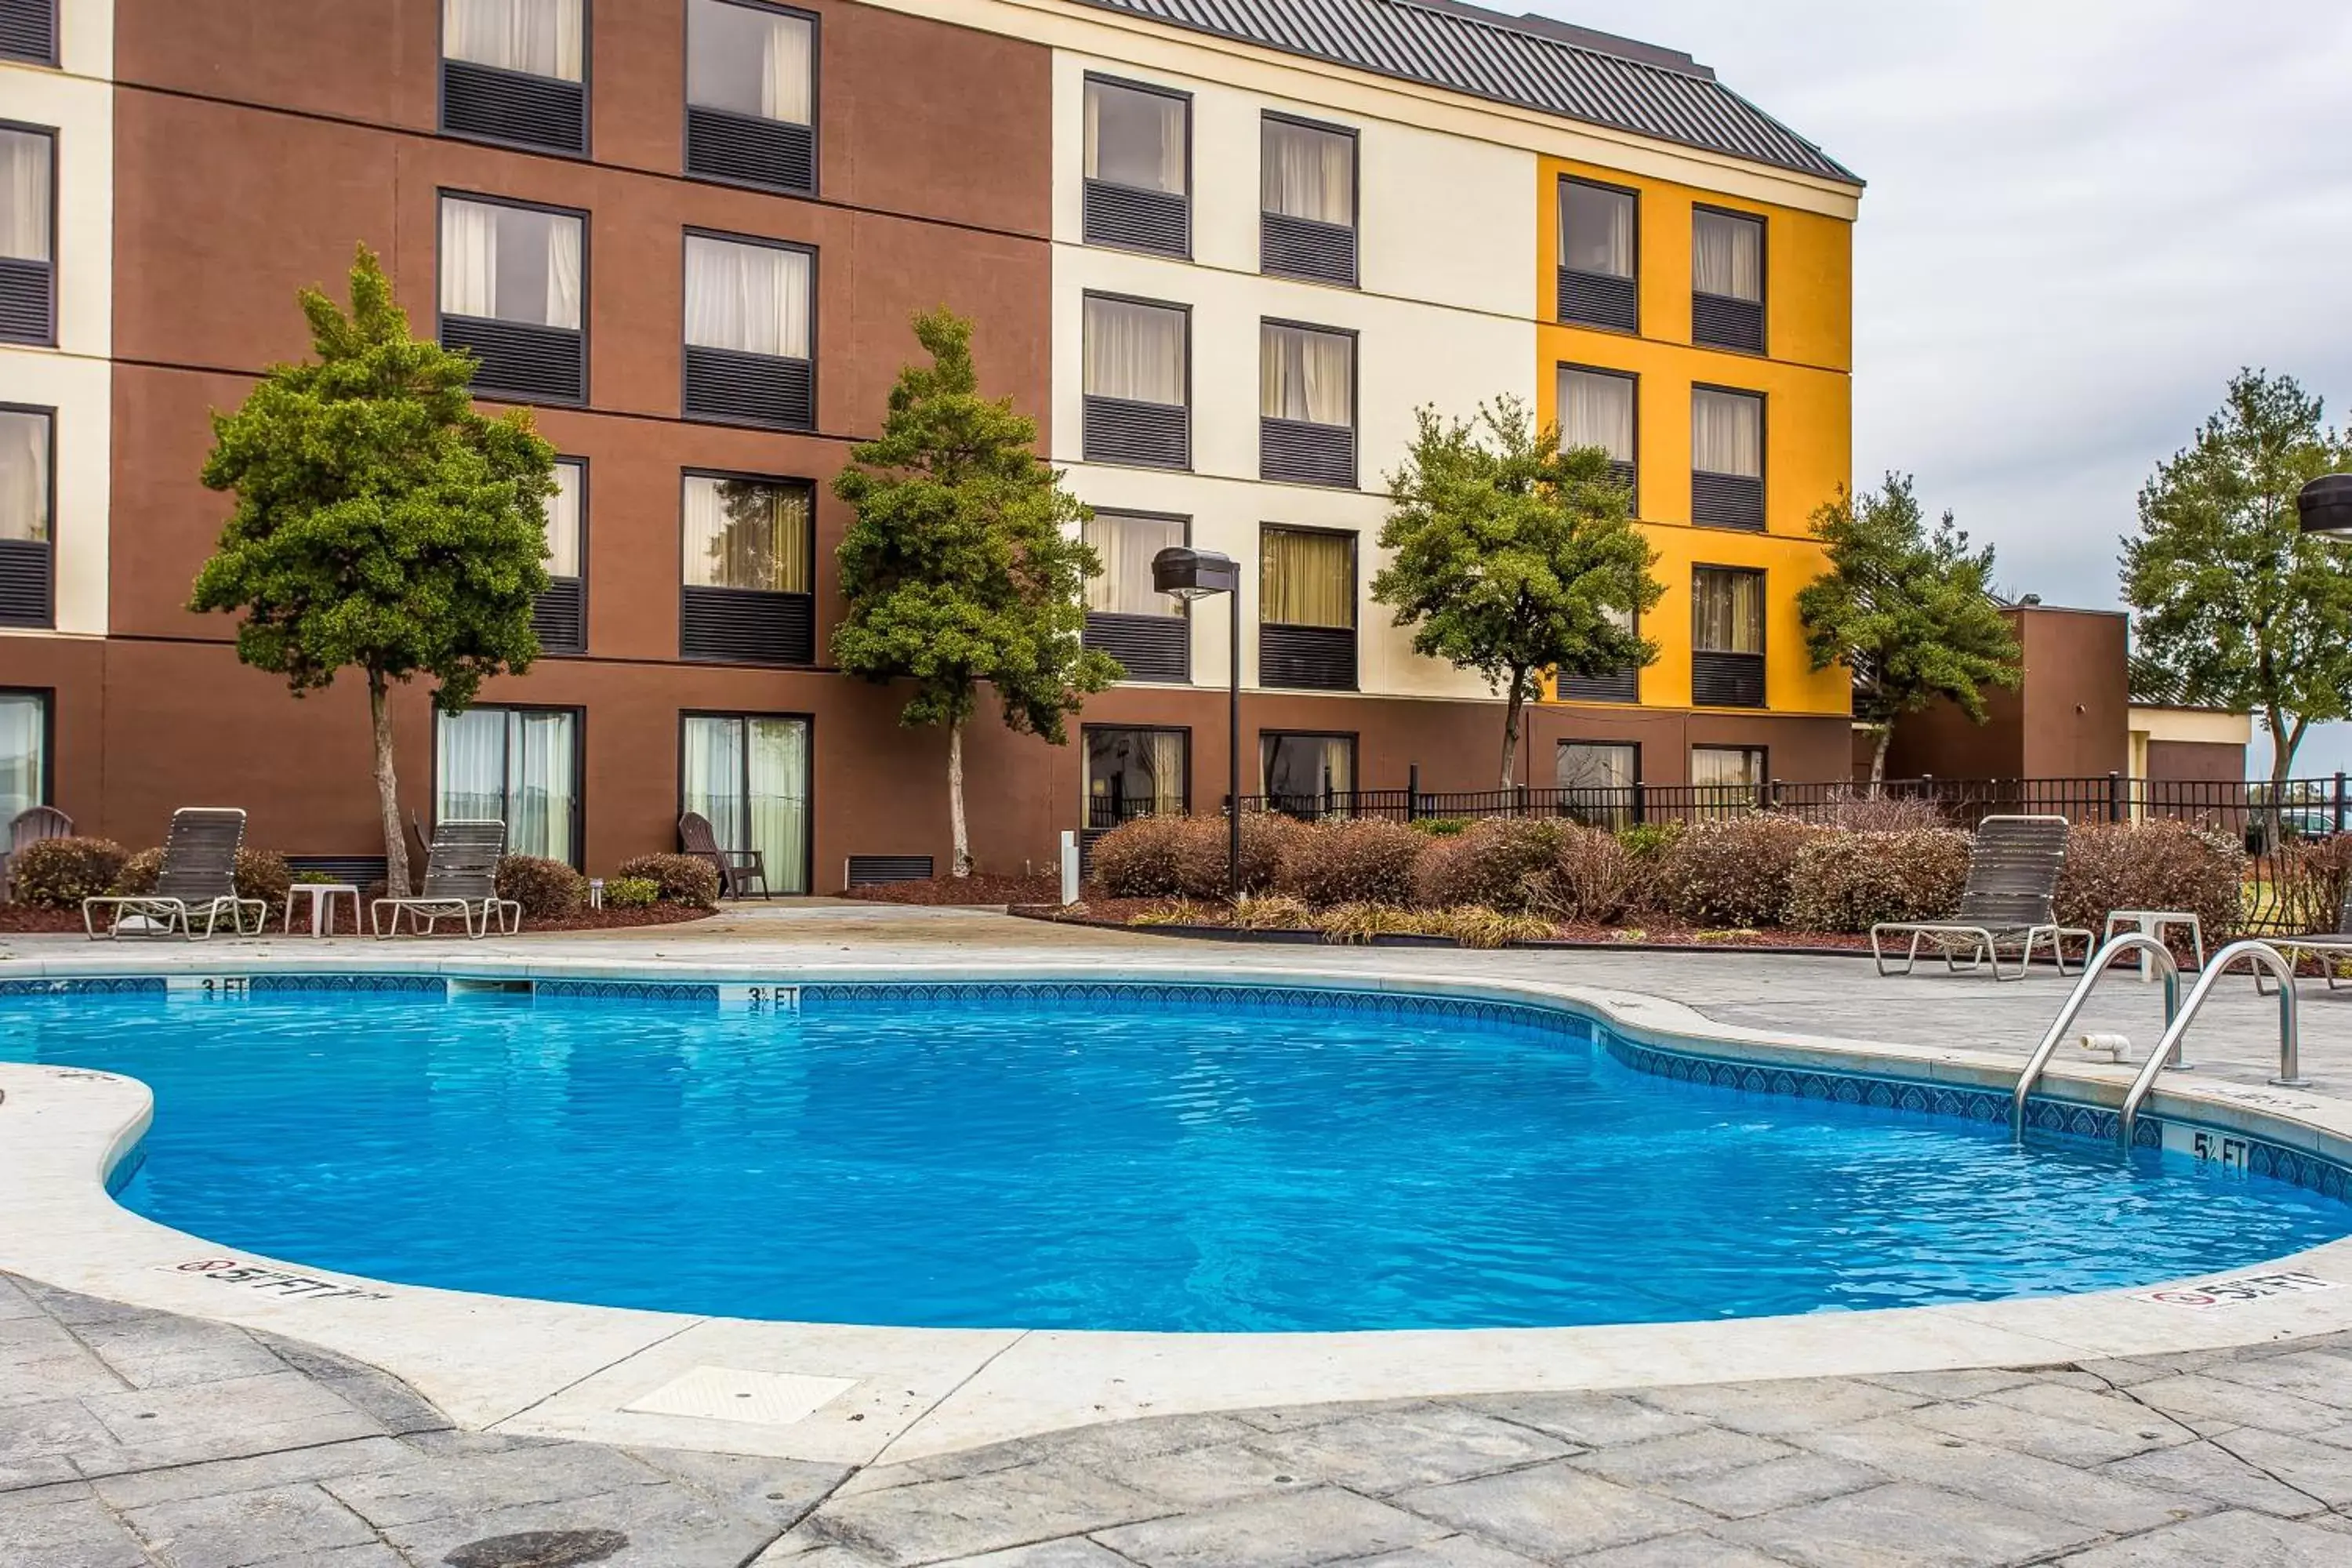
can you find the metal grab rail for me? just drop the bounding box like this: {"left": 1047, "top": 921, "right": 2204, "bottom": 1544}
{"left": 2118, "top": 940, "right": 2305, "bottom": 1149}
{"left": 2010, "top": 934, "right": 2180, "bottom": 1138}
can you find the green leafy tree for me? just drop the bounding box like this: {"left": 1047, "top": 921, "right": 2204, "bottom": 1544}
{"left": 1798, "top": 474, "right": 2021, "bottom": 786}
{"left": 1374, "top": 396, "right": 1660, "bottom": 789}
{"left": 832, "top": 309, "right": 1117, "bottom": 877}
{"left": 191, "top": 245, "right": 555, "bottom": 897}
{"left": 2122, "top": 369, "right": 2352, "bottom": 791}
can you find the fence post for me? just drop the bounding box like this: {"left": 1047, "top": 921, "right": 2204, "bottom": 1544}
{"left": 2107, "top": 771, "right": 2122, "bottom": 824}
{"left": 1515, "top": 783, "right": 1529, "bottom": 817}
{"left": 1632, "top": 780, "right": 1647, "bottom": 826}
{"left": 1769, "top": 777, "right": 1784, "bottom": 812}
{"left": 2336, "top": 772, "right": 2346, "bottom": 836}
{"left": 1406, "top": 764, "right": 1420, "bottom": 823}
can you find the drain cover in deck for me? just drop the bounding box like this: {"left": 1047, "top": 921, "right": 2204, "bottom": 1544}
{"left": 622, "top": 1364, "right": 856, "bottom": 1426}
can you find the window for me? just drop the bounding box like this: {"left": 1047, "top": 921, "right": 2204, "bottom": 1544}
{"left": 1259, "top": 322, "right": 1355, "bottom": 487}
{"left": 1261, "top": 114, "right": 1356, "bottom": 285}
{"left": 435, "top": 706, "right": 580, "bottom": 865}
{"left": 1558, "top": 604, "right": 1638, "bottom": 704}
{"left": 1080, "top": 510, "right": 1189, "bottom": 683}
{"left": 683, "top": 232, "right": 815, "bottom": 429}
{"left": 686, "top": 0, "right": 816, "bottom": 193}
{"left": 437, "top": 194, "right": 586, "bottom": 405}
{"left": 0, "top": 1, "right": 57, "bottom": 66}
{"left": 1690, "top": 387, "right": 1764, "bottom": 529}
{"left": 1557, "top": 177, "right": 1636, "bottom": 331}
{"left": 1259, "top": 525, "right": 1356, "bottom": 691}
{"left": 1082, "top": 76, "right": 1189, "bottom": 256}
{"left": 1083, "top": 727, "right": 1187, "bottom": 831}
{"left": 441, "top": 0, "right": 587, "bottom": 154}
{"left": 1260, "top": 732, "right": 1355, "bottom": 818}
{"left": 1691, "top": 745, "right": 1766, "bottom": 816}
{"left": 533, "top": 459, "right": 586, "bottom": 654}
{"left": 0, "top": 405, "right": 50, "bottom": 627}
{"left": 1081, "top": 295, "right": 1188, "bottom": 468}
{"left": 1691, "top": 565, "right": 1766, "bottom": 709}
{"left": 0, "top": 690, "right": 45, "bottom": 823}
{"left": 1555, "top": 741, "right": 1636, "bottom": 828}
{"left": 0, "top": 125, "right": 53, "bottom": 344}
{"left": 1691, "top": 206, "right": 1765, "bottom": 352}
{"left": 681, "top": 713, "right": 811, "bottom": 895}
{"left": 1559, "top": 365, "right": 1635, "bottom": 504}
{"left": 679, "top": 473, "right": 815, "bottom": 664}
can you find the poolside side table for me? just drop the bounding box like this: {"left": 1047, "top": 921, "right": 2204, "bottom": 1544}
{"left": 2103, "top": 909, "right": 2205, "bottom": 982}
{"left": 282, "top": 883, "right": 362, "bottom": 938}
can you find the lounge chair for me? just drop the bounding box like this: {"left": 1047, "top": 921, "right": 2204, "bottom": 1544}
{"left": 1871, "top": 815, "right": 2095, "bottom": 981}
{"left": 371, "top": 819, "right": 521, "bottom": 938}
{"left": 679, "top": 811, "right": 769, "bottom": 899}
{"left": 2, "top": 804, "right": 73, "bottom": 903}
{"left": 82, "top": 808, "right": 268, "bottom": 940}
{"left": 2261, "top": 883, "right": 2352, "bottom": 993}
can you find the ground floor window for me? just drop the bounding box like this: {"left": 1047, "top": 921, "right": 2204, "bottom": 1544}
{"left": 1083, "top": 726, "right": 1187, "bottom": 830}
{"left": 1690, "top": 744, "right": 1766, "bottom": 816}
{"left": 681, "top": 713, "right": 811, "bottom": 895}
{"left": 435, "top": 706, "right": 581, "bottom": 865}
{"left": 0, "top": 689, "right": 47, "bottom": 822}
{"left": 1555, "top": 740, "right": 1637, "bottom": 827}
{"left": 1261, "top": 731, "right": 1355, "bottom": 817}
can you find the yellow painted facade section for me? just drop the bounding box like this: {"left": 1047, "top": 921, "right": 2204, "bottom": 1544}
{"left": 1534, "top": 156, "right": 1854, "bottom": 719}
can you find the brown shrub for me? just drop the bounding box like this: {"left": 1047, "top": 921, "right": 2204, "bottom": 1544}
{"left": 497, "top": 855, "right": 589, "bottom": 919}
{"left": 1537, "top": 825, "right": 1639, "bottom": 924}
{"left": 1411, "top": 818, "right": 1564, "bottom": 913}
{"left": 1091, "top": 817, "right": 1189, "bottom": 898}
{"left": 1819, "top": 792, "right": 1950, "bottom": 833}
{"left": 1274, "top": 818, "right": 1425, "bottom": 907}
{"left": 233, "top": 849, "right": 294, "bottom": 909}
{"left": 1653, "top": 815, "right": 1820, "bottom": 927}
{"left": 9, "top": 837, "right": 129, "bottom": 907}
{"left": 1090, "top": 815, "right": 1298, "bottom": 900}
{"left": 2056, "top": 820, "right": 2243, "bottom": 938}
{"left": 114, "top": 847, "right": 166, "bottom": 896}
{"left": 1784, "top": 829, "right": 1973, "bottom": 933}
{"left": 615, "top": 852, "right": 722, "bottom": 909}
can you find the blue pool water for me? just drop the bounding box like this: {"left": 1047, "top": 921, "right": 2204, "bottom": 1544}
{"left": 4, "top": 985, "right": 2346, "bottom": 1332}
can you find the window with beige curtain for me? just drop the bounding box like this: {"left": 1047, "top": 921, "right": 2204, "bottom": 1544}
{"left": 437, "top": 198, "right": 583, "bottom": 330}
{"left": 1261, "top": 117, "right": 1353, "bottom": 226}
{"left": 1261, "top": 732, "right": 1353, "bottom": 799}
{"left": 1083, "top": 296, "right": 1185, "bottom": 406}
{"left": 683, "top": 474, "right": 811, "bottom": 593}
{"left": 442, "top": 0, "right": 584, "bottom": 81}
{"left": 1693, "top": 209, "right": 1762, "bottom": 301}
{"left": 1559, "top": 368, "right": 1634, "bottom": 461}
{"left": 685, "top": 235, "right": 811, "bottom": 359}
{"left": 0, "top": 691, "right": 42, "bottom": 824}
{"left": 1559, "top": 179, "right": 1633, "bottom": 278}
{"left": 1692, "top": 567, "right": 1764, "bottom": 654}
{"left": 1691, "top": 388, "right": 1762, "bottom": 477}
{"left": 1261, "top": 325, "right": 1352, "bottom": 427}
{"left": 1084, "top": 728, "right": 1187, "bottom": 821}
{"left": 682, "top": 713, "right": 810, "bottom": 893}
{"left": 1083, "top": 78, "right": 1186, "bottom": 195}
{"left": 1082, "top": 511, "right": 1185, "bottom": 617}
{"left": 543, "top": 459, "right": 583, "bottom": 578}
{"left": 0, "top": 409, "right": 49, "bottom": 544}
{"left": 1690, "top": 745, "right": 1765, "bottom": 789}
{"left": 0, "top": 129, "right": 51, "bottom": 264}
{"left": 435, "top": 706, "right": 579, "bottom": 862}
{"left": 687, "top": 0, "right": 813, "bottom": 124}
{"left": 1261, "top": 527, "right": 1354, "bottom": 628}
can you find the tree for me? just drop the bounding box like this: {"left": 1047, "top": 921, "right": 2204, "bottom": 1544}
{"left": 832, "top": 309, "right": 1117, "bottom": 877}
{"left": 2122, "top": 369, "right": 2352, "bottom": 791}
{"left": 191, "top": 245, "right": 554, "bottom": 897}
{"left": 1373, "top": 396, "right": 1659, "bottom": 789}
{"left": 1797, "top": 474, "right": 2022, "bottom": 786}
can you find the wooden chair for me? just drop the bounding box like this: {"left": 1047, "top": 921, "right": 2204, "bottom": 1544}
{"left": 679, "top": 811, "right": 769, "bottom": 900}
{"left": 2, "top": 804, "right": 73, "bottom": 903}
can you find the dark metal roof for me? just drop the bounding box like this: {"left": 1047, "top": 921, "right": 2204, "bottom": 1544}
{"left": 1075, "top": 0, "right": 1859, "bottom": 186}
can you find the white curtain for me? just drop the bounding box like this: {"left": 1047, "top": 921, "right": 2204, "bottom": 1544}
{"left": 681, "top": 714, "right": 742, "bottom": 848}
{"left": 1261, "top": 118, "right": 1352, "bottom": 224}
{"left": 1083, "top": 78, "right": 1185, "bottom": 194}
{"left": 0, "top": 411, "right": 47, "bottom": 544}
{"left": 438, "top": 199, "right": 497, "bottom": 320}
{"left": 506, "top": 710, "right": 574, "bottom": 861}
{"left": 683, "top": 475, "right": 810, "bottom": 592}
{"left": 0, "top": 693, "right": 39, "bottom": 823}
{"left": 543, "top": 460, "right": 582, "bottom": 577}
{"left": 436, "top": 709, "right": 508, "bottom": 826}
{"left": 444, "top": 0, "right": 584, "bottom": 82}
{"left": 685, "top": 235, "right": 810, "bottom": 358}
{"left": 1081, "top": 511, "right": 1184, "bottom": 616}
{"left": 687, "top": 0, "right": 812, "bottom": 124}
{"left": 1260, "top": 325, "right": 1350, "bottom": 426}
{"left": 543, "top": 216, "right": 582, "bottom": 332}
{"left": 746, "top": 717, "right": 808, "bottom": 893}
{"left": 1691, "top": 746, "right": 1764, "bottom": 789}
{"left": 1693, "top": 209, "right": 1762, "bottom": 300}
{"left": 1083, "top": 297, "right": 1184, "bottom": 405}
{"left": 1560, "top": 368, "right": 1634, "bottom": 462}
{"left": 1693, "top": 568, "right": 1764, "bottom": 654}
{"left": 0, "top": 129, "right": 50, "bottom": 263}
{"left": 1691, "top": 389, "right": 1762, "bottom": 477}
{"left": 1559, "top": 180, "right": 1632, "bottom": 278}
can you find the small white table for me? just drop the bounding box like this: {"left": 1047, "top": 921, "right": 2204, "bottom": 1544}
{"left": 2103, "top": 909, "right": 2206, "bottom": 981}
{"left": 282, "top": 883, "right": 362, "bottom": 938}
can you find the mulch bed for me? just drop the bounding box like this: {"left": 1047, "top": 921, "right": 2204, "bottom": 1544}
{"left": 840, "top": 874, "right": 1065, "bottom": 906}
{"left": 0, "top": 907, "right": 85, "bottom": 933}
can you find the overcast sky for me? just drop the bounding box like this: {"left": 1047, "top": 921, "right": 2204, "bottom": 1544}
{"left": 1528, "top": 0, "right": 2352, "bottom": 773}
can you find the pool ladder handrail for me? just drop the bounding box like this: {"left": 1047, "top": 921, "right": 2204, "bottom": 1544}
{"left": 2010, "top": 933, "right": 2180, "bottom": 1138}
{"left": 2117, "top": 939, "right": 2305, "bottom": 1149}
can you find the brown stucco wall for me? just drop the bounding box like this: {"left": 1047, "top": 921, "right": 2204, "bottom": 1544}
{"left": 1878, "top": 605, "right": 2126, "bottom": 782}
{"left": 2146, "top": 739, "right": 2246, "bottom": 788}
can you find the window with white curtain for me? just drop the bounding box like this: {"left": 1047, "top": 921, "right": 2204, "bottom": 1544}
{"left": 688, "top": 0, "right": 813, "bottom": 124}
{"left": 1559, "top": 179, "right": 1634, "bottom": 278}
{"left": 682, "top": 713, "right": 811, "bottom": 894}
{"left": 1559, "top": 368, "right": 1634, "bottom": 463}
{"left": 1692, "top": 388, "right": 1762, "bottom": 478}
{"left": 0, "top": 690, "right": 42, "bottom": 823}
{"left": 684, "top": 234, "right": 811, "bottom": 360}
{"left": 1083, "top": 296, "right": 1185, "bottom": 407}
{"left": 1557, "top": 741, "right": 1636, "bottom": 793}
{"left": 683, "top": 474, "right": 811, "bottom": 593}
{"left": 543, "top": 459, "right": 583, "bottom": 579}
{"left": 1261, "top": 117, "right": 1353, "bottom": 227}
{"left": 1693, "top": 208, "right": 1763, "bottom": 302}
{"left": 0, "top": 408, "right": 49, "bottom": 544}
{"left": 442, "top": 0, "right": 584, "bottom": 81}
{"left": 0, "top": 128, "right": 52, "bottom": 264}
{"left": 1691, "top": 745, "right": 1766, "bottom": 789}
{"left": 1260, "top": 324, "right": 1352, "bottom": 428}
{"left": 1082, "top": 510, "right": 1185, "bottom": 618}
{"left": 1261, "top": 527, "right": 1354, "bottom": 629}
{"left": 1083, "top": 78, "right": 1186, "bottom": 195}
{"left": 1084, "top": 727, "right": 1187, "bottom": 827}
{"left": 1692, "top": 567, "right": 1765, "bottom": 655}
{"left": 435, "top": 706, "right": 579, "bottom": 863}
{"left": 437, "top": 197, "right": 583, "bottom": 330}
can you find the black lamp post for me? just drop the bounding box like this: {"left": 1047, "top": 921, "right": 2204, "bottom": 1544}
{"left": 2299, "top": 475, "right": 2352, "bottom": 538}
{"left": 1152, "top": 546, "right": 1243, "bottom": 902}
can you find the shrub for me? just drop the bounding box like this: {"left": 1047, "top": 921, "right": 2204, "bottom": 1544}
{"left": 497, "top": 855, "right": 588, "bottom": 920}
{"left": 1537, "top": 824, "right": 1639, "bottom": 924}
{"left": 9, "top": 837, "right": 129, "bottom": 907}
{"left": 1427, "top": 905, "right": 1555, "bottom": 949}
{"left": 233, "top": 848, "right": 293, "bottom": 909}
{"left": 1274, "top": 819, "right": 1425, "bottom": 907}
{"left": 2056, "top": 820, "right": 2244, "bottom": 939}
{"left": 114, "top": 846, "right": 166, "bottom": 896}
{"left": 1653, "top": 815, "right": 1820, "bottom": 927}
{"left": 1784, "top": 828, "right": 1973, "bottom": 933}
{"left": 1818, "top": 791, "right": 1949, "bottom": 834}
{"left": 294, "top": 869, "right": 339, "bottom": 886}
{"left": 1614, "top": 820, "right": 1684, "bottom": 913}
{"left": 1317, "top": 902, "right": 1426, "bottom": 944}
{"left": 603, "top": 875, "right": 659, "bottom": 909}
{"left": 1412, "top": 818, "right": 1564, "bottom": 913}
{"left": 615, "top": 852, "right": 722, "bottom": 909}
{"left": 1232, "top": 893, "right": 1313, "bottom": 930}
{"left": 2284, "top": 833, "right": 2352, "bottom": 933}
{"left": 1131, "top": 898, "right": 1215, "bottom": 927}
{"left": 1408, "top": 817, "right": 1473, "bottom": 837}
{"left": 1091, "top": 816, "right": 1190, "bottom": 899}
{"left": 1174, "top": 813, "right": 1300, "bottom": 898}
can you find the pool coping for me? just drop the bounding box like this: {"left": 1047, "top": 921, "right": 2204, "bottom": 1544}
{"left": 5, "top": 947, "right": 2352, "bottom": 1468}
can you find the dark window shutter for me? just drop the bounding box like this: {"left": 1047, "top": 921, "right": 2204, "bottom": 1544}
{"left": 441, "top": 59, "right": 587, "bottom": 154}
{"left": 1558, "top": 269, "right": 1637, "bottom": 331}
{"left": 0, "top": 258, "right": 52, "bottom": 343}
{"left": 1083, "top": 395, "right": 1189, "bottom": 468}
{"left": 0, "top": 0, "right": 55, "bottom": 63}
{"left": 1691, "top": 472, "right": 1765, "bottom": 530}
{"left": 1083, "top": 182, "right": 1188, "bottom": 256}
{"left": 683, "top": 346, "right": 814, "bottom": 430}
{"left": 1083, "top": 612, "right": 1190, "bottom": 684}
{"left": 1259, "top": 624, "right": 1357, "bottom": 691}
{"left": 1606, "top": 459, "right": 1638, "bottom": 509}
{"left": 1691, "top": 652, "right": 1766, "bottom": 708}
{"left": 1692, "top": 293, "right": 1765, "bottom": 353}
{"left": 1260, "top": 418, "right": 1356, "bottom": 488}
{"left": 686, "top": 106, "right": 815, "bottom": 194}
{"left": 679, "top": 586, "right": 815, "bottom": 665}
{"left": 1560, "top": 667, "right": 1638, "bottom": 703}
{"left": 441, "top": 315, "right": 586, "bottom": 405}
{"left": 532, "top": 577, "right": 586, "bottom": 654}
{"left": 1261, "top": 213, "right": 1356, "bottom": 285}
{"left": 0, "top": 537, "right": 52, "bottom": 626}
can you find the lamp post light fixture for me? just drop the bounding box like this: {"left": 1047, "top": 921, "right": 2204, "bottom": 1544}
{"left": 2299, "top": 475, "right": 2352, "bottom": 539}
{"left": 1152, "top": 546, "right": 1244, "bottom": 902}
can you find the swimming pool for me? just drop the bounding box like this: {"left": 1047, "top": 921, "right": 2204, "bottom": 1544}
{"left": 5, "top": 978, "right": 2346, "bottom": 1333}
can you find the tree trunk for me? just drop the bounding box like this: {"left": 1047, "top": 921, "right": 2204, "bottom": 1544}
{"left": 946, "top": 717, "right": 972, "bottom": 879}
{"left": 1498, "top": 674, "right": 1526, "bottom": 792}
{"left": 1869, "top": 726, "right": 1892, "bottom": 793}
{"left": 369, "top": 670, "right": 408, "bottom": 899}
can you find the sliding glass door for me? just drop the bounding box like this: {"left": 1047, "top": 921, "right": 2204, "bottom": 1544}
{"left": 681, "top": 713, "right": 811, "bottom": 894}
{"left": 435, "top": 706, "right": 581, "bottom": 864}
